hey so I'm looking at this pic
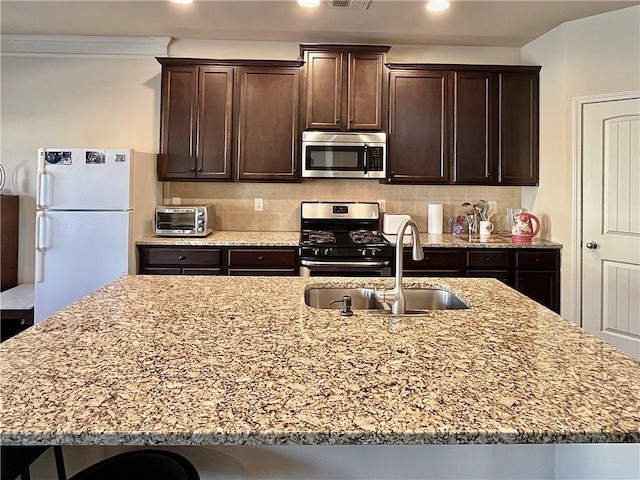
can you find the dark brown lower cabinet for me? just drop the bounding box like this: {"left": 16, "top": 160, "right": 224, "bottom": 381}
{"left": 513, "top": 250, "right": 560, "bottom": 313}
{"left": 139, "top": 244, "right": 559, "bottom": 312}
{"left": 227, "top": 248, "right": 298, "bottom": 276}
{"left": 137, "top": 246, "right": 299, "bottom": 277}
{"left": 138, "top": 246, "right": 224, "bottom": 275}
{"left": 403, "top": 247, "right": 560, "bottom": 313}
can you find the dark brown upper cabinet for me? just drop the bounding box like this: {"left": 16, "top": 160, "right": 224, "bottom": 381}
{"left": 300, "top": 44, "right": 390, "bottom": 131}
{"left": 497, "top": 70, "right": 540, "bottom": 185}
{"left": 236, "top": 66, "right": 301, "bottom": 182}
{"left": 387, "top": 69, "right": 452, "bottom": 184}
{"left": 157, "top": 58, "right": 303, "bottom": 182}
{"left": 386, "top": 63, "right": 540, "bottom": 186}
{"left": 453, "top": 71, "right": 495, "bottom": 184}
{"left": 158, "top": 63, "right": 234, "bottom": 180}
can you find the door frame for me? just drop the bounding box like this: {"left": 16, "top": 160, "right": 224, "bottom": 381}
{"left": 572, "top": 90, "right": 640, "bottom": 327}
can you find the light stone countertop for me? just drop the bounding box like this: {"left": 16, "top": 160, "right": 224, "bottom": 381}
{"left": 137, "top": 231, "right": 562, "bottom": 249}
{"left": 1, "top": 275, "right": 636, "bottom": 446}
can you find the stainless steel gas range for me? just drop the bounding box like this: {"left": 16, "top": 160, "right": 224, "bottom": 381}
{"left": 299, "top": 201, "right": 393, "bottom": 277}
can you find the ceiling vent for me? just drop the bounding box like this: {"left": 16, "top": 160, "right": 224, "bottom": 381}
{"left": 329, "top": 0, "right": 372, "bottom": 9}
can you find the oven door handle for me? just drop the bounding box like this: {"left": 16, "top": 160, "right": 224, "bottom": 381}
{"left": 300, "top": 260, "right": 390, "bottom": 268}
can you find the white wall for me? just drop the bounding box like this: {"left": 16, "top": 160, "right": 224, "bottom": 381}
{"left": 521, "top": 5, "right": 640, "bottom": 323}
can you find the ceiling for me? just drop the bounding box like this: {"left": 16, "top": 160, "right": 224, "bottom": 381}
{"left": 1, "top": 0, "right": 638, "bottom": 48}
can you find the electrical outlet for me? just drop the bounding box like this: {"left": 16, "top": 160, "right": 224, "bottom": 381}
{"left": 377, "top": 199, "right": 387, "bottom": 212}
{"left": 254, "top": 197, "right": 264, "bottom": 212}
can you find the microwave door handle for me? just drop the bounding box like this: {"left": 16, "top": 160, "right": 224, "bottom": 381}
{"left": 363, "top": 145, "right": 368, "bottom": 174}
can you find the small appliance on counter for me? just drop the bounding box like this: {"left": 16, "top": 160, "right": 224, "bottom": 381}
{"left": 154, "top": 205, "right": 213, "bottom": 237}
{"left": 35, "top": 148, "right": 161, "bottom": 323}
{"left": 511, "top": 212, "right": 541, "bottom": 243}
{"left": 382, "top": 214, "right": 411, "bottom": 235}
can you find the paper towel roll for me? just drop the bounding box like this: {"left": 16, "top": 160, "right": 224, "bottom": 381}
{"left": 428, "top": 204, "right": 443, "bottom": 234}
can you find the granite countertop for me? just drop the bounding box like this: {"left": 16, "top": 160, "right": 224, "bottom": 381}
{"left": 137, "top": 231, "right": 562, "bottom": 249}
{"left": 1, "top": 275, "right": 636, "bottom": 446}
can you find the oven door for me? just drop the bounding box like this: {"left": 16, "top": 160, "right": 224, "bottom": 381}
{"left": 300, "top": 259, "right": 391, "bottom": 277}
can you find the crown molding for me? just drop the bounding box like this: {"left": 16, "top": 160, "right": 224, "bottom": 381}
{"left": 0, "top": 35, "right": 172, "bottom": 57}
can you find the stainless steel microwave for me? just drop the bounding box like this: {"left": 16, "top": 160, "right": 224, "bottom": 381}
{"left": 154, "top": 205, "right": 213, "bottom": 237}
{"left": 301, "top": 131, "right": 387, "bottom": 179}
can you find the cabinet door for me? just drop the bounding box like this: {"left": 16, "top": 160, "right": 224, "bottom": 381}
{"left": 305, "top": 51, "right": 342, "bottom": 130}
{"left": 388, "top": 70, "right": 452, "bottom": 184}
{"left": 498, "top": 71, "right": 539, "bottom": 185}
{"left": 348, "top": 52, "right": 385, "bottom": 130}
{"left": 453, "top": 72, "right": 495, "bottom": 184}
{"left": 515, "top": 270, "right": 559, "bottom": 313}
{"left": 158, "top": 66, "right": 198, "bottom": 179}
{"left": 197, "top": 67, "right": 234, "bottom": 179}
{"left": 236, "top": 67, "right": 301, "bottom": 182}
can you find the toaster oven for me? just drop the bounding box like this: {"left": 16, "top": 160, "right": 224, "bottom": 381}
{"left": 154, "top": 205, "right": 213, "bottom": 237}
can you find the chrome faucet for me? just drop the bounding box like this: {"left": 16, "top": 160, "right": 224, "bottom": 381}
{"left": 382, "top": 218, "right": 424, "bottom": 314}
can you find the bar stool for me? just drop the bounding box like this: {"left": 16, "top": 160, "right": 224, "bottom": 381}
{"left": 1, "top": 446, "right": 200, "bottom": 480}
{"left": 66, "top": 449, "right": 200, "bottom": 480}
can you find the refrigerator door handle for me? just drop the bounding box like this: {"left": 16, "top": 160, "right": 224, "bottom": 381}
{"left": 37, "top": 172, "right": 49, "bottom": 209}
{"left": 36, "top": 147, "right": 48, "bottom": 209}
{"left": 35, "top": 211, "right": 47, "bottom": 282}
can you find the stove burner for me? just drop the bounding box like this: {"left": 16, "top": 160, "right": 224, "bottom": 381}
{"left": 349, "top": 230, "right": 384, "bottom": 244}
{"left": 306, "top": 230, "right": 336, "bottom": 244}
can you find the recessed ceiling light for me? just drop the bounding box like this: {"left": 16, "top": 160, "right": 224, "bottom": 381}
{"left": 171, "top": 0, "right": 193, "bottom": 4}
{"left": 298, "top": 0, "right": 321, "bottom": 7}
{"left": 427, "top": 0, "right": 450, "bottom": 12}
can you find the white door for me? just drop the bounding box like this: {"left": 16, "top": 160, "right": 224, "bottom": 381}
{"left": 35, "top": 210, "right": 132, "bottom": 323}
{"left": 582, "top": 95, "right": 640, "bottom": 359}
{"left": 37, "top": 148, "right": 133, "bottom": 210}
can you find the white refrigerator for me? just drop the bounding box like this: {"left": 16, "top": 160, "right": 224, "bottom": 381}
{"left": 35, "top": 148, "right": 161, "bottom": 323}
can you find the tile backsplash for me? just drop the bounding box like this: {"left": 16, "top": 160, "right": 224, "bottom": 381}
{"left": 165, "top": 180, "right": 521, "bottom": 233}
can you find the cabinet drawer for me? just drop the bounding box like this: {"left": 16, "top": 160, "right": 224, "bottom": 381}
{"left": 404, "top": 249, "right": 464, "bottom": 269}
{"left": 467, "top": 250, "right": 509, "bottom": 268}
{"left": 228, "top": 268, "right": 298, "bottom": 276}
{"left": 228, "top": 248, "right": 297, "bottom": 268}
{"left": 143, "top": 247, "right": 222, "bottom": 266}
{"left": 515, "top": 250, "right": 558, "bottom": 269}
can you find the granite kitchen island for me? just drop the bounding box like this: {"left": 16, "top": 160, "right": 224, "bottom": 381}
{"left": 1, "top": 275, "right": 638, "bottom": 448}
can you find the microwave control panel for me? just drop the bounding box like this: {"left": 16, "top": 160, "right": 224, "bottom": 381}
{"left": 367, "top": 147, "right": 384, "bottom": 171}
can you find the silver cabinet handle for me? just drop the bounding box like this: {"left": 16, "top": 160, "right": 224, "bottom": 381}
{"left": 586, "top": 241, "right": 599, "bottom": 250}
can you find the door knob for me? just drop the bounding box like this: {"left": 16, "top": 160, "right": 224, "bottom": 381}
{"left": 586, "top": 241, "right": 599, "bottom": 250}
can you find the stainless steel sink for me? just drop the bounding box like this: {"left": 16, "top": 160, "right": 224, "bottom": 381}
{"left": 304, "top": 287, "right": 468, "bottom": 314}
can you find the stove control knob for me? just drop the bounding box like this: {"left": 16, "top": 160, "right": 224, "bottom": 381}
{"left": 324, "top": 248, "right": 332, "bottom": 256}
{"left": 313, "top": 248, "right": 320, "bottom": 256}
{"left": 361, "top": 249, "right": 367, "bottom": 256}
